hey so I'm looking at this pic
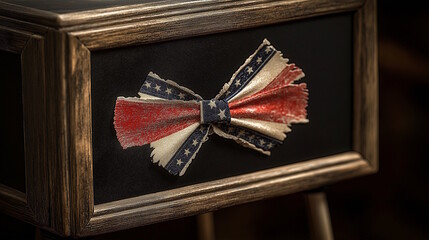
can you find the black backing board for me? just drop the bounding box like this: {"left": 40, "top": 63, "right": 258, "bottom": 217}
{"left": 0, "top": 50, "right": 26, "bottom": 193}
{"left": 92, "top": 13, "right": 353, "bottom": 204}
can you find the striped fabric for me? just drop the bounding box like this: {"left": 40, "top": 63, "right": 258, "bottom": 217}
{"left": 114, "top": 39, "right": 308, "bottom": 176}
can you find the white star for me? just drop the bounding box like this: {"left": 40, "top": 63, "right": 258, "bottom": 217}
{"left": 249, "top": 135, "right": 255, "bottom": 140}
{"left": 226, "top": 90, "right": 231, "bottom": 95}
{"left": 218, "top": 109, "right": 226, "bottom": 120}
{"left": 177, "top": 159, "right": 183, "bottom": 166}
{"left": 246, "top": 67, "right": 253, "bottom": 74}
{"left": 144, "top": 82, "right": 151, "bottom": 88}
{"left": 267, "top": 143, "right": 274, "bottom": 149}
{"left": 178, "top": 92, "right": 185, "bottom": 99}
{"left": 256, "top": 57, "right": 262, "bottom": 64}
{"left": 192, "top": 139, "right": 199, "bottom": 146}
{"left": 259, "top": 139, "right": 265, "bottom": 146}
{"left": 208, "top": 100, "right": 217, "bottom": 109}
{"left": 154, "top": 84, "right": 161, "bottom": 91}
{"left": 235, "top": 80, "right": 241, "bottom": 87}
{"left": 184, "top": 149, "right": 191, "bottom": 156}
{"left": 165, "top": 87, "right": 172, "bottom": 94}
{"left": 237, "top": 130, "right": 245, "bottom": 137}
{"left": 265, "top": 47, "right": 271, "bottom": 54}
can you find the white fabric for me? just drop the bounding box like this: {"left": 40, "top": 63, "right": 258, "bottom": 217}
{"left": 228, "top": 52, "right": 288, "bottom": 102}
{"left": 230, "top": 118, "right": 291, "bottom": 141}
{"left": 150, "top": 123, "right": 199, "bottom": 167}
{"left": 138, "top": 93, "right": 163, "bottom": 100}
{"left": 215, "top": 39, "right": 271, "bottom": 99}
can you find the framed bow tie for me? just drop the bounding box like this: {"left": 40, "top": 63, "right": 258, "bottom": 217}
{"left": 114, "top": 39, "right": 308, "bottom": 176}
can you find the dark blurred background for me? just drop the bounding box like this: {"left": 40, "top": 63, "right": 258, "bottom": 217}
{"left": 1, "top": 0, "right": 428, "bottom": 239}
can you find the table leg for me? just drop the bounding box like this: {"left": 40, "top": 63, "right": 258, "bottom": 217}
{"left": 305, "top": 191, "right": 334, "bottom": 240}
{"left": 197, "top": 212, "right": 215, "bottom": 240}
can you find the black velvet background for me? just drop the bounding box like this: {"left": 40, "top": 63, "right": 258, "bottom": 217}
{"left": 0, "top": 51, "right": 26, "bottom": 193}
{"left": 91, "top": 13, "right": 353, "bottom": 204}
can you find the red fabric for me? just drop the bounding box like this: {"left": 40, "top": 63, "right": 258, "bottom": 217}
{"left": 114, "top": 99, "right": 200, "bottom": 148}
{"left": 229, "top": 65, "right": 307, "bottom": 124}
{"left": 263, "top": 64, "right": 304, "bottom": 90}
{"left": 114, "top": 64, "right": 308, "bottom": 149}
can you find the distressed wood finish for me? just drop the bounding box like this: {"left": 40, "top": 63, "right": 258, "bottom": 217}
{"left": 80, "top": 152, "right": 372, "bottom": 236}
{"left": 353, "top": 0, "right": 378, "bottom": 169}
{"left": 0, "top": 0, "right": 378, "bottom": 237}
{"left": 0, "top": 16, "right": 49, "bottom": 39}
{"left": 0, "top": 0, "right": 364, "bottom": 30}
{"left": 22, "top": 34, "right": 50, "bottom": 226}
{"left": 0, "top": 21, "right": 49, "bottom": 228}
{"left": 0, "top": 185, "right": 34, "bottom": 224}
{"left": 67, "top": 0, "right": 364, "bottom": 50}
{"left": 69, "top": 0, "right": 377, "bottom": 236}
{"left": 0, "top": 26, "right": 28, "bottom": 52}
{"left": 44, "top": 30, "right": 71, "bottom": 236}
{"left": 0, "top": 1, "right": 60, "bottom": 27}
{"left": 67, "top": 35, "right": 93, "bottom": 235}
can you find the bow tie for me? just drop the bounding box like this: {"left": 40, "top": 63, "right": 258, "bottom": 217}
{"left": 114, "top": 39, "right": 308, "bottom": 176}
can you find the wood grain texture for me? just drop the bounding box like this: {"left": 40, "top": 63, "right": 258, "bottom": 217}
{"left": 61, "top": 0, "right": 363, "bottom": 28}
{"left": 76, "top": 152, "right": 372, "bottom": 236}
{"left": 0, "top": 0, "right": 364, "bottom": 30}
{"left": 353, "top": 0, "right": 378, "bottom": 170}
{"left": 67, "top": 0, "right": 364, "bottom": 50}
{"left": 21, "top": 34, "right": 50, "bottom": 226}
{"left": 0, "top": 1, "right": 61, "bottom": 27}
{"left": 0, "top": 0, "right": 378, "bottom": 237}
{"left": 63, "top": 1, "right": 377, "bottom": 237}
{"left": 0, "top": 21, "right": 50, "bottom": 229}
{"left": 44, "top": 30, "right": 71, "bottom": 236}
{"left": 0, "top": 15, "right": 49, "bottom": 36}
{"left": 67, "top": 35, "right": 93, "bottom": 236}
{"left": 0, "top": 184, "right": 34, "bottom": 223}
{"left": 0, "top": 25, "right": 29, "bottom": 53}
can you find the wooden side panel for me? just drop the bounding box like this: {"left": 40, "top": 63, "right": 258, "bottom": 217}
{"left": 22, "top": 35, "right": 49, "bottom": 226}
{"left": 0, "top": 44, "right": 25, "bottom": 193}
{"left": 67, "top": 35, "right": 93, "bottom": 235}
{"left": 0, "top": 19, "right": 50, "bottom": 229}
{"left": 45, "top": 30, "right": 70, "bottom": 236}
{"left": 353, "top": 0, "right": 378, "bottom": 169}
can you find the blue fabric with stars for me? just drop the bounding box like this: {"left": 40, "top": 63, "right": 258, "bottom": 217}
{"left": 215, "top": 124, "right": 282, "bottom": 152}
{"left": 201, "top": 100, "right": 231, "bottom": 124}
{"left": 164, "top": 125, "right": 210, "bottom": 175}
{"left": 219, "top": 43, "right": 276, "bottom": 101}
{"left": 139, "top": 73, "right": 202, "bottom": 101}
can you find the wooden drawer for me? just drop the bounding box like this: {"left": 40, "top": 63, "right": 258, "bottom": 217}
{"left": 0, "top": 0, "right": 378, "bottom": 237}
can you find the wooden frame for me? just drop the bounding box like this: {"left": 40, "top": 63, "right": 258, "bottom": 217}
{"left": 0, "top": 18, "right": 49, "bottom": 227}
{"left": 0, "top": 0, "right": 378, "bottom": 237}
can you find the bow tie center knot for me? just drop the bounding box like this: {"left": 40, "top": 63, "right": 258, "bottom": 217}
{"left": 201, "top": 99, "right": 231, "bottom": 124}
